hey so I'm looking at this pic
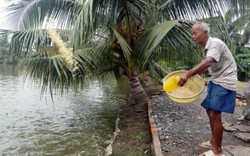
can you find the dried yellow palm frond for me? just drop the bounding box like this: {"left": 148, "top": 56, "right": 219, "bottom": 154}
{"left": 46, "top": 23, "right": 78, "bottom": 72}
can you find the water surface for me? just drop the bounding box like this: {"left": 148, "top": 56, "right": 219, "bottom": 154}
{"left": 0, "top": 64, "right": 129, "bottom": 156}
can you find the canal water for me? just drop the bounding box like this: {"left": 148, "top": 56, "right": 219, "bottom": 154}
{"left": 0, "top": 64, "right": 130, "bottom": 156}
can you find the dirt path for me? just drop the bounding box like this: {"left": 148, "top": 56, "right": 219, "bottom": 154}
{"left": 111, "top": 96, "right": 153, "bottom": 155}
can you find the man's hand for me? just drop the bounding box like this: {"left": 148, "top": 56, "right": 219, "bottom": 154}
{"left": 178, "top": 72, "right": 189, "bottom": 87}
{"left": 178, "top": 57, "right": 214, "bottom": 86}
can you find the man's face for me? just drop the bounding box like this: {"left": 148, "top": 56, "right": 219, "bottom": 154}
{"left": 191, "top": 25, "right": 208, "bottom": 45}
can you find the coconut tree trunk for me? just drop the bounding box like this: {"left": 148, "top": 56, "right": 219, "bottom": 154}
{"left": 128, "top": 70, "right": 148, "bottom": 105}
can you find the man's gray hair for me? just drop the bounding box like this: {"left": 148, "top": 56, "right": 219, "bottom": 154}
{"left": 193, "top": 22, "right": 210, "bottom": 34}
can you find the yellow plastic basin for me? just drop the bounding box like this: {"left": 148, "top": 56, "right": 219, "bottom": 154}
{"left": 163, "top": 70, "right": 205, "bottom": 104}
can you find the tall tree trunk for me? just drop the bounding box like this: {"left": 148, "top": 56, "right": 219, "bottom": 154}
{"left": 128, "top": 71, "right": 148, "bottom": 105}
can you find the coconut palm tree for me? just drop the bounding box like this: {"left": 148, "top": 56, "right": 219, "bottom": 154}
{"left": 0, "top": 0, "right": 235, "bottom": 103}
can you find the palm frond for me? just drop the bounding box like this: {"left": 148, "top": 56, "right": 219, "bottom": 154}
{"left": 23, "top": 54, "right": 69, "bottom": 94}
{"left": 148, "top": 62, "right": 168, "bottom": 82}
{"left": 136, "top": 20, "right": 196, "bottom": 68}
{"left": 136, "top": 20, "right": 179, "bottom": 63}
{"left": 158, "top": 0, "right": 229, "bottom": 20}
{"left": 230, "top": 15, "right": 249, "bottom": 33}
{"left": 230, "top": 0, "right": 250, "bottom": 17}
{"left": 72, "top": 0, "right": 153, "bottom": 48}
{"left": 22, "top": 46, "right": 96, "bottom": 95}
{"left": 9, "top": 29, "right": 48, "bottom": 58}
{"left": 2, "top": 0, "right": 82, "bottom": 30}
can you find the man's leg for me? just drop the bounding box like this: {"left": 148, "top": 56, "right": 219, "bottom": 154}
{"left": 207, "top": 110, "right": 223, "bottom": 154}
{"left": 207, "top": 110, "right": 215, "bottom": 146}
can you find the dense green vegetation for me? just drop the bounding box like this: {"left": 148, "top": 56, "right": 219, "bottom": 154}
{"left": 0, "top": 0, "right": 249, "bottom": 98}
{"left": 204, "top": 9, "right": 250, "bottom": 81}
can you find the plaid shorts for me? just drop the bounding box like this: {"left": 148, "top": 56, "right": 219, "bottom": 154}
{"left": 201, "top": 81, "right": 236, "bottom": 114}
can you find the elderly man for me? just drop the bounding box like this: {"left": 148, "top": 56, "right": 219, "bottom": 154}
{"left": 178, "top": 22, "right": 237, "bottom": 156}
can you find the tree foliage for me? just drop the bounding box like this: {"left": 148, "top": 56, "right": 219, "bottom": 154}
{"left": 1, "top": 0, "right": 249, "bottom": 95}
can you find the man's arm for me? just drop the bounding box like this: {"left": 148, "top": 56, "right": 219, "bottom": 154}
{"left": 178, "top": 57, "right": 215, "bottom": 86}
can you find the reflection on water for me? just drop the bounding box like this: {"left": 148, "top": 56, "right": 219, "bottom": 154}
{"left": 0, "top": 64, "right": 129, "bottom": 156}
